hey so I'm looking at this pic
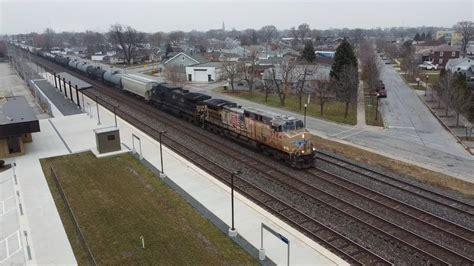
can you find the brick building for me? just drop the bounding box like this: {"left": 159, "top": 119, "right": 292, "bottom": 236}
{"left": 432, "top": 44, "right": 460, "bottom": 67}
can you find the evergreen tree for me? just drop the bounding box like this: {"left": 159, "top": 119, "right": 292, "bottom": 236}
{"left": 426, "top": 32, "right": 432, "bottom": 40}
{"left": 301, "top": 40, "right": 316, "bottom": 62}
{"left": 421, "top": 32, "right": 426, "bottom": 41}
{"left": 330, "top": 38, "right": 358, "bottom": 80}
{"left": 165, "top": 42, "right": 173, "bottom": 56}
{"left": 414, "top": 33, "right": 421, "bottom": 41}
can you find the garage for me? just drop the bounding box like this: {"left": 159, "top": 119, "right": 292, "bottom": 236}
{"left": 185, "top": 62, "right": 223, "bottom": 83}
{"left": 194, "top": 69, "right": 209, "bottom": 82}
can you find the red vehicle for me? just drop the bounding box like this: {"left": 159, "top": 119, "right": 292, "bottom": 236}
{"left": 376, "top": 80, "right": 387, "bottom": 98}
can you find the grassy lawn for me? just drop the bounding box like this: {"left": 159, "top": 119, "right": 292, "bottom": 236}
{"left": 419, "top": 70, "right": 440, "bottom": 84}
{"left": 217, "top": 88, "right": 357, "bottom": 125}
{"left": 40, "top": 152, "right": 257, "bottom": 265}
{"left": 311, "top": 135, "right": 474, "bottom": 197}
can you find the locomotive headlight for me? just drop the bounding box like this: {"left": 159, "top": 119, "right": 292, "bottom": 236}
{"left": 301, "top": 150, "right": 305, "bottom": 154}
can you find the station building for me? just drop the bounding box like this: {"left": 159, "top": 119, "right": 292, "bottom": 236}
{"left": 0, "top": 96, "right": 40, "bottom": 158}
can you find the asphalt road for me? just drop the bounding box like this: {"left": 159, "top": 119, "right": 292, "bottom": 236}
{"left": 378, "top": 60, "right": 469, "bottom": 157}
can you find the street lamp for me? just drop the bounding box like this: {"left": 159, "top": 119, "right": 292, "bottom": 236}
{"left": 425, "top": 75, "right": 429, "bottom": 96}
{"left": 158, "top": 130, "right": 167, "bottom": 177}
{"left": 228, "top": 170, "right": 242, "bottom": 237}
{"left": 304, "top": 103, "right": 308, "bottom": 129}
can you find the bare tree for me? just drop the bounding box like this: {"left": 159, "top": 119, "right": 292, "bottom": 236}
{"left": 165, "top": 65, "right": 184, "bottom": 85}
{"left": 263, "top": 76, "right": 275, "bottom": 102}
{"left": 401, "top": 45, "right": 418, "bottom": 81}
{"left": 149, "top": 32, "right": 166, "bottom": 47}
{"left": 295, "top": 65, "right": 317, "bottom": 110}
{"left": 84, "top": 30, "right": 105, "bottom": 55}
{"left": 359, "top": 39, "right": 381, "bottom": 91}
{"left": 259, "top": 25, "right": 278, "bottom": 44}
{"left": 454, "top": 21, "right": 474, "bottom": 53}
{"left": 222, "top": 60, "right": 243, "bottom": 92}
{"left": 436, "top": 71, "right": 457, "bottom": 116}
{"left": 168, "top": 31, "right": 185, "bottom": 44}
{"left": 336, "top": 65, "right": 359, "bottom": 119}
{"left": 314, "top": 79, "right": 334, "bottom": 115}
{"left": 297, "top": 23, "right": 311, "bottom": 42}
{"left": 270, "top": 59, "right": 296, "bottom": 106}
{"left": 108, "top": 24, "right": 144, "bottom": 64}
{"left": 242, "top": 50, "right": 258, "bottom": 95}
{"left": 450, "top": 74, "right": 472, "bottom": 126}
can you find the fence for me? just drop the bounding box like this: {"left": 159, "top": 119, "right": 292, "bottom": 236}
{"left": 50, "top": 167, "right": 97, "bottom": 265}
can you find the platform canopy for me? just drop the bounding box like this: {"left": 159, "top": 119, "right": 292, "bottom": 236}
{"left": 56, "top": 72, "right": 92, "bottom": 90}
{"left": 0, "top": 96, "right": 40, "bottom": 138}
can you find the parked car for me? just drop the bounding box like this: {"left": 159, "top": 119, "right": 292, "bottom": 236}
{"left": 376, "top": 80, "right": 387, "bottom": 98}
{"left": 418, "top": 62, "right": 438, "bottom": 70}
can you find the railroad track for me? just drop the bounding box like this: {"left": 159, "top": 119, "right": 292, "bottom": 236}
{"left": 316, "top": 152, "right": 474, "bottom": 216}
{"left": 19, "top": 48, "right": 474, "bottom": 264}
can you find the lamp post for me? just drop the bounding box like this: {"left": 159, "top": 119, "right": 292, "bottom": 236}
{"left": 304, "top": 103, "right": 307, "bottom": 129}
{"left": 425, "top": 75, "right": 429, "bottom": 96}
{"left": 158, "top": 130, "right": 167, "bottom": 177}
{"left": 229, "top": 170, "right": 242, "bottom": 237}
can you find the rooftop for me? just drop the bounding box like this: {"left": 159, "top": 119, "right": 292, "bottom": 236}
{"left": 433, "top": 44, "right": 460, "bottom": 52}
{"left": 0, "top": 96, "right": 40, "bottom": 138}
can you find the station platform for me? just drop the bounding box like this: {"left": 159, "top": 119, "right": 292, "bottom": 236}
{"left": 1, "top": 70, "right": 348, "bottom": 264}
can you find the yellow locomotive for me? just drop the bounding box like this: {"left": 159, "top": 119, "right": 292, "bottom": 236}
{"left": 201, "top": 99, "right": 316, "bottom": 168}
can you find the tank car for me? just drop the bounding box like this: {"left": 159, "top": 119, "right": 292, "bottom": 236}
{"left": 103, "top": 70, "right": 122, "bottom": 88}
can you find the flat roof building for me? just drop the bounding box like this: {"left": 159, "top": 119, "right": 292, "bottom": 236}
{"left": 0, "top": 96, "right": 40, "bottom": 158}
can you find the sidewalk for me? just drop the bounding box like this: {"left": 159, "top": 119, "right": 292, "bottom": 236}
{"left": 417, "top": 90, "right": 474, "bottom": 154}
{"left": 356, "top": 79, "right": 366, "bottom": 128}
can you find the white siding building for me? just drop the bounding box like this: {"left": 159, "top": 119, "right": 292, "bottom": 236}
{"left": 185, "top": 62, "right": 223, "bottom": 82}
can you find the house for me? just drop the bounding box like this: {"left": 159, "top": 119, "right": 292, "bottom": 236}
{"left": 432, "top": 44, "right": 460, "bottom": 67}
{"left": 163, "top": 52, "right": 208, "bottom": 68}
{"left": 435, "top": 31, "right": 463, "bottom": 45}
{"left": 103, "top": 55, "right": 126, "bottom": 64}
{"left": 445, "top": 57, "right": 474, "bottom": 89}
{"left": 0, "top": 96, "right": 40, "bottom": 158}
{"left": 466, "top": 41, "right": 474, "bottom": 56}
{"left": 185, "top": 62, "right": 223, "bottom": 82}
{"left": 414, "top": 46, "right": 436, "bottom": 63}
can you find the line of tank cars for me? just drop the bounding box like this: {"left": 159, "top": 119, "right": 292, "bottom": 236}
{"left": 16, "top": 43, "right": 317, "bottom": 168}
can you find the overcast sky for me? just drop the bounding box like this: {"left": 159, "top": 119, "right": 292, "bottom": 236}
{"left": 0, "top": 0, "right": 472, "bottom": 34}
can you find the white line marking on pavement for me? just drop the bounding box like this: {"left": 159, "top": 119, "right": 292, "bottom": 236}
{"left": 0, "top": 231, "right": 22, "bottom": 264}
{"left": 330, "top": 127, "right": 356, "bottom": 137}
{"left": 340, "top": 130, "right": 364, "bottom": 140}
{"left": 387, "top": 126, "right": 415, "bottom": 130}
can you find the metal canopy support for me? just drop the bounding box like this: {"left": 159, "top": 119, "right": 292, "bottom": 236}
{"left": 58, "top": 74, "right": 62, "bottom": 92}
{"left": 260, "top": 223, "right": 290, "bottom": 266}
{"left": 75, "top": 85, "right": 80, "bottom": 108}
{"left": 68, "top": 81, "right": 73, "bottom": 102}
{"left": 53, "top": 72, "right": 58, "bottom": 89}
{"left": 63, "top": 77, "right": 67, "bottom": 98}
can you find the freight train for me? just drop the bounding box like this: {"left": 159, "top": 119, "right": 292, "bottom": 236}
{"left": 11, "top": 43, "right": 317, "bottom": 168}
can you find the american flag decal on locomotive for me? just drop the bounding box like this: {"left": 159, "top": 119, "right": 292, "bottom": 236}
{"left": 230, "top": 113, "right": 245, "bottom": 130}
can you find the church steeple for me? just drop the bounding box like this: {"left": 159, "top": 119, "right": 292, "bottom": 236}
{"left": 222, "top": 21, "right": 225, "bottom": 32}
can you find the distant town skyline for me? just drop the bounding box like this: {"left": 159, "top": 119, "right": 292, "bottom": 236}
{"left": 1, "top": 0, "right": 472, "bottom": 34}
